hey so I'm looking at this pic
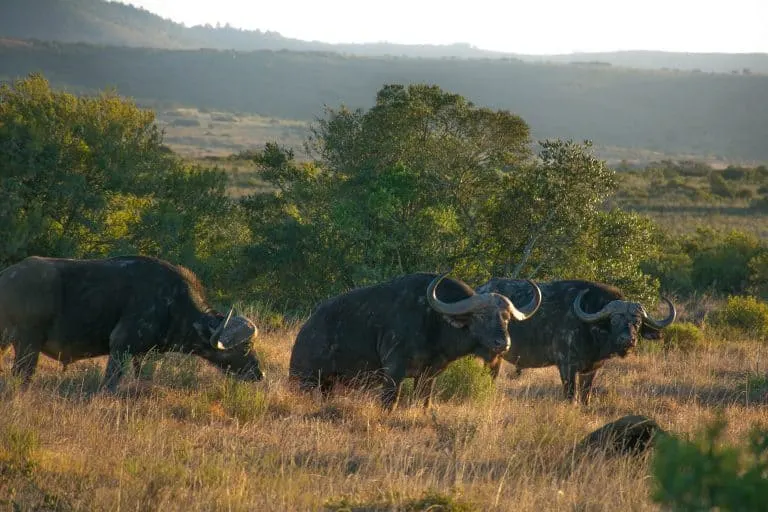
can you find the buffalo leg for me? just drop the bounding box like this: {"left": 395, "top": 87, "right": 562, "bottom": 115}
{"left": 381, "top": 368, "right": 406, "bottom": 411}
{"left": 577, "top": 369, "right": 599, "bottom": 405}
{"left": 558, "top": 363, "right": 578, "bottom": 403}
{"left": 102, "top": 354, "right": 128, "bottom": 392}
{"left": 11, "top": 334, "right": 43, "bottom": 389}
{"left": 486, "top": 356, "right": 503, "bottom": 380}
{"left": 102, "top": 322, "right": 137, "bottom": 392}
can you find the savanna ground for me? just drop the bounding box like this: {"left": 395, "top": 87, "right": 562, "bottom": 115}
{"left": 2, "top": 301, "right": 767, "bottom": 511}
{"left": 3, "top": 100, "right": 768, "bottom": 510}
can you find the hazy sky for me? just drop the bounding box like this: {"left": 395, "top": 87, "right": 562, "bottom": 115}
{"left": 117, "top": 0, "right": 768, "bottom": 54}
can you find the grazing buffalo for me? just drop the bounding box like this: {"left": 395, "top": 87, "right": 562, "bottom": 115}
{"left": 289, "top": 272, "right": 542, "bottom": 409}
{"left": 474, "top": 279, "right": 676, "bottom": 405}
{"left": 0, "top": 255, "right": 263, "bottom": 391}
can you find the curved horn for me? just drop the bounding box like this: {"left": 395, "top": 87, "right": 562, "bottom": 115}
{"left": 573, "top": 289, "right": 613, "bottom": 323}
{"left": 508, "top": 279, "right": 543, "bottom": 321}
{"left": 210, "top": 307, "right": 235, "bottom": 349}
{"left": 642, "top": 296, "right": 677, "bottom": 329}
{"left": 426, "top": 273, "right": 489, "bottom": 316}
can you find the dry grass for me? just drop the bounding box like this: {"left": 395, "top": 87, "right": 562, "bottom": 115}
{"left": 157, "top": 108, "right": 309, "bottom": 161}
{"left": 2, "top": 322, "right": 768, "bottom": 511}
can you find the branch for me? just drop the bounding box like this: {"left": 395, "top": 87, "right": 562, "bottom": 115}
{"left": 509, "top": 210, "right": 556, "bottom": 278}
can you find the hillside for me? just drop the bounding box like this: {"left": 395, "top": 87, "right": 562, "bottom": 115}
{"left": 1, "top": 0, "right": 767, "bottom": 73}
{"left": 2, "top": 39, "right": 767, "bottom": 162}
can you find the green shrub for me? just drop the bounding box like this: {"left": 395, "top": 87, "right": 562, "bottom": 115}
{"left": 652, "top": 419, "right": 768, "bottom": 511}
{"left": 642, "top": 251, "right": 693, "bottom": 295}
{"left": 208, "top": 379, "right": 269, "bottom": 423}
{"left": 690, "top": 231, "right": 762, "bottom": 295}
{"left": 708, "top": 295, "right": 768, "bottom": 339}
{"left": 747, "top": 252, "right": 768, "bottom": 298}
{"left": 662, "top": 322, "right": 704, "bottom": 352}
{"left": 0, "top": 425, "right": 39, "bottom": 476}
{"left": 434, "top": 356, "right": 495, "bottom": 404}
{"left": 709, "top": 171, "right": 734, "bottom": 198}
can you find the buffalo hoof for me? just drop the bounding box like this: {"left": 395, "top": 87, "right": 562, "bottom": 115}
{"left": 575, "top": 414, "right": 665, "bottom": 458}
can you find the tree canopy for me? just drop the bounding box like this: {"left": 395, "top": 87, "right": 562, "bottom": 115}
{"left": 239, "top": 83, "right": 661, "bottom": 310}
{"left": 0, "top": 74, "right": 239, "bottom": 285}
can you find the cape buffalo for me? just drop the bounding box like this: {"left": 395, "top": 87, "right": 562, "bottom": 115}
{"left": 289, "top": 272, "right": 542, "bottom": 409}
{"left": 0, "top": 255, "right": 263, "bottom": 391}
{"left": 474, "top": 279, "right": 676, "bottom": 405}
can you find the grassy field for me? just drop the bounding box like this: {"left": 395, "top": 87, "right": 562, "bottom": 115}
{"left": 157, "top": 108, "right": 309, "bottom": 161}
{"left": 156, "top": 107, "right": 768, "bottom": 236}
{"left": 1, "top": 300, "right": 767, "bottom": 511}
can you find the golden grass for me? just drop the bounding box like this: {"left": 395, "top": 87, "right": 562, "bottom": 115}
{"left": 157, "top": 108, "right": 309, "bottom": 161}
{"left": 2, "top": 325, "right": 767, "bottom": 511}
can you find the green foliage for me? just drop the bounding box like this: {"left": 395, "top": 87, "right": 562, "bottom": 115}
{"left": 434, "top": 357, "right": 495, "bottom": 404}
{"left": 241, "top": 84, "right": 533, "bottom": 308}
{"left": 662, "top": 322, "right": 704, "bottom": 352}
{"left": 645, "top": 228, "right": 768, "bottom": 297}
{"left": 240, "top": 85, "right": 660, "bottom": 309}
{"left": 208, "top": 379, "right": 269, "bottom": 423}
{"left": 747, "top": 252, "right": 768, "bottom": 298}
{"left": 0, "top": 425, "right": 39, "bottom": 476}
{"left": 708, "top": 296, "right": 768, "bottom": 339}
{"left": 641, "top": 248, "right": 694, "bottom": 295}
{"left": 652, "top": 419, "right": 768, "bottom": 511}
{"left": 709, "top": 171, "right": 734, "bottom": 198}
{"left": 0, "top": 74, "right": 243, "bottom": 297}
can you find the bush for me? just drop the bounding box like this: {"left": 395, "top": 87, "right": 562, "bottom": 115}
{"left": 748, "top": 252, "right": 768, "bottom": 298}
{"left": 434, "top": 356, "right": 495, "bottom": 404}
{"left": 709, "top": 171, "right": 734, "bottom": 198}
{"left": 0, "top": 425, "right": 39, "bottom": 476}
{"left": 662, "top": 322, "right": 704, "bottom": 352}
{"left": 208, "top": 379, "right": 269, "bottom": 423}
{"left": 652, "top": 419, "right": 768, "bottom": 511}
{"left": 690, "top": 231, "right": 762, "bottom": 295}
{"left": 708, "top": 295, "right": 768, "bottom": 339}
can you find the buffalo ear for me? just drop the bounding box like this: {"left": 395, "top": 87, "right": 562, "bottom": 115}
{"left": 443, "top": 314, "right": 471, "bottom": 329}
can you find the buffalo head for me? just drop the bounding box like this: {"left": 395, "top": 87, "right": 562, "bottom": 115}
{"left": 573, "top": 291, "right": 676, "bottom": 356}
{"left": 427, "top": 273, "right": 542, "bottom": 354}
{"left": 193, "top": 307, "right": 264, "bottom": 381}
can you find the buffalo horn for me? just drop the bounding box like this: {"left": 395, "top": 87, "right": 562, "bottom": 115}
{"left": 426, "top": 273, "right": 489, "bottom": 316}
{"left": 509, "top": 279, "right": 543, "bottom": 321}
{"left": 573, "top": 289, "right": 614, "bottom": 323}
{"left": 642, "top": 297, "right": 677, "bottom": 329}
{"left": 210, "top": 306, "right": 235, "bottom": 349}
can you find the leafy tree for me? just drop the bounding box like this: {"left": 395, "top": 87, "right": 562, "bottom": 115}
{"left": 0, "top": 73, "right": 239, "bottom": 293}
{"left": 483, "top": 139, "right": 617, "bottom": 277}
{"left": 240, "top": 84, "right": 661, "bottom": 310}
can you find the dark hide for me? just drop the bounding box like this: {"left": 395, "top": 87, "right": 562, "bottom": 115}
{"left": 573, "top": 415, "right": 665, "bottom": 458}
{"left": 0, "top": 256, "right": 263, "bottom": 391}
{"left": 475, "top": 279, "right": 674, "bottom": 405}
{"left": 289, "top": 273, "right": 540, "bottom": 410}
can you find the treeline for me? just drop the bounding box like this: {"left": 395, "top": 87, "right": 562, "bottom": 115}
{"left": 4, "top": 0, "right": 768, "bottom": 74}
{"left": 2, "top": 74, "right": 768, "bottom": 321}
{"left": 1, "top": 40, "right": 768, "bottom": 161}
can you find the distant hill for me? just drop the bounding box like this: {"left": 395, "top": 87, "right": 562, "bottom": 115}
{"left": 1, "top": 0, "right": 767, "bottom": 74}
{"left": 2, "top": 39, "right": 767, "bottom": 162}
